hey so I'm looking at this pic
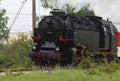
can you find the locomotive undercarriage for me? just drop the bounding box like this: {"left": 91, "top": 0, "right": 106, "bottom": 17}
{"left": 29, "top": 44, "right": 114, "bottom": 67}
{"left": 73, "top": 45, "right": 114, "bottom": 66}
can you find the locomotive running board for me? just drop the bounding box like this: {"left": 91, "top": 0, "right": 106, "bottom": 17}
{"left": 117, "top": 47, "right": 120, "bottom": 57}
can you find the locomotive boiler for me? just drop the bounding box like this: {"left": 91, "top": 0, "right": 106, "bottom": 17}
{"left": 29, "top": 9, "right": 120, "bottom": 66}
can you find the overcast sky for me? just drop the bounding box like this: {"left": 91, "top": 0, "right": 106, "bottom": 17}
{"left": 0, "top": 0, "right": 120, "bottom": 33}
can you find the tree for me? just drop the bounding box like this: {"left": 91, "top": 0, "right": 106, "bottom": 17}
{"left": 40, "top": 0, "right": 95, "bottom": 16}
{"left": 40, "top": 0, "right": 58, "bottom": 9}
{"left": 0, "top": 8, "right": 9, "bottom": 42}
{"left": 61, "top": 4, "right": 75, "bottom": 14}
{"left": 76, "top": 4, "right": 95, "bottom": 16}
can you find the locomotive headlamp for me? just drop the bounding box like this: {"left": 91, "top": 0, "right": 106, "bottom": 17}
{"left": 32, "top": 46, "right": 36, "bottom": 50}
{"left": 55, "top": 47, "right": 59, "bottom": 51}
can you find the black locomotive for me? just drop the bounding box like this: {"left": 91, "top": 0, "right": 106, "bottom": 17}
{"left": 29, "top": 9, "right": 119, "bottom": 66}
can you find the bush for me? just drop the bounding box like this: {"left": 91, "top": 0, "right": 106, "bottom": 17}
{"left": 78, "top": 58, "right": 91, "bottom": 69}
{"left": 0, "top": 33, "right": 32, "bottom": 71}
{"left": 99, "top": 62, "right": 118, "bottom": 74}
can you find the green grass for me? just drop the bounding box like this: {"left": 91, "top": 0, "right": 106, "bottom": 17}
{"left": 0, "top": 69, "right": 120, "bottom": 81}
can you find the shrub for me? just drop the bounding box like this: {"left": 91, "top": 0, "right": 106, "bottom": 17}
{"left": 78, "top": 58, "right": 91, "bottom": 69}
{"left": 0, "top": 33, "right": 32, "bottom": 71}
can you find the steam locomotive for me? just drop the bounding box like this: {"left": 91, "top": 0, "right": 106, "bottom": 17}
{"left": 29, "top": 9, "right": 120, "bottom": 66}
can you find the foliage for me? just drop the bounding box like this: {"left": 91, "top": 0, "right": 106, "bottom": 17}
{"left": 40, "top": 0, "right": 95, "bottom": 15}
{"left": 40, "top": 0, "right": 58, "bottom": 9}
{"left": 0, "top": 69, "right": 120, "bottom": 81}
{"left": 97, "top": 61, "right": 120, "bottom": 74}
{"left": 77, "top": 49, "right": 120, "bottom": 74}
{"left": 61, "top": 4, "right": 75, "bottom": 14}
{"left": 78, "top": 58, "right": 91, "bottom": 69}
{"left": 61, "top": 4, "right": 94, "bottom": 16}
{"left": 0, "top": 9, "right": 9, "bottom": 42}
{"left": 76, "top": 4, "right": 94, "bottom": 16}
{"left": 0, "top": 33, "right": 32, "bottom": 71}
